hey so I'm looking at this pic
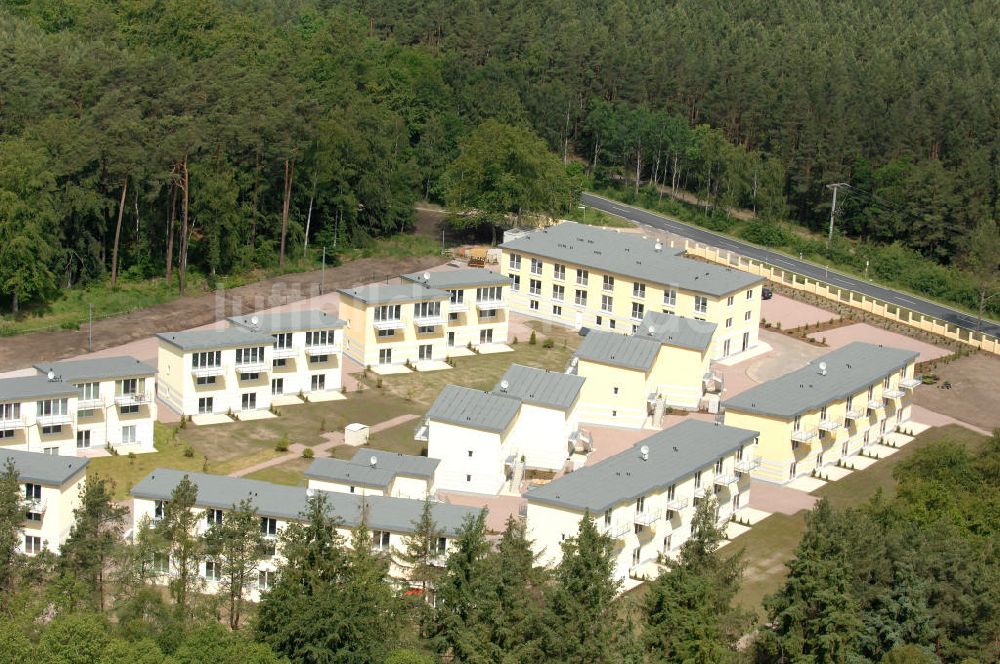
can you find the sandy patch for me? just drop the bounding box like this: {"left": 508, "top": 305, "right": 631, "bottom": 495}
{"left": 809, "top": 323, "right": 949, "bottom": 362}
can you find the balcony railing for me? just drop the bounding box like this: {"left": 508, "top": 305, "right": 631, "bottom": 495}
{"left": 272, "top": 346, "right": 297, "bottom": 359}
{"left": 37, "top": 413, "right": 72, "bottom": 427}
{"left": 191, "top": 365, "right": 224, "bottom": 378}
{"left": 115, "top": 392, "right": 151, "bottom": 407}
{"left": 25, "top": 499, "right": 47, "bottom": 515}
{"left": 373, "top": 318, "right": 405, "bottom": 331}
{"left": 449, "top": 301, "right": 468, "bottom": 312}
{"left": 634, "top": 509, "right": 662, "bottom": 526}
{"left": 475, "top": 299, "right": 506, "bottom": 310}
{"left": 883, "top": 388, "right": 905, "bottom": 399}
{"left": 601, "top": 521, "right": 631, "bottom": 540}
{"left": 818, "top": 419, "right": 841, "bottom": 432}
{"left": 714, "top": 473, "right": 739, "bottom": 487}
{"left": 235, "top": 361, "right": 268, "bottom": 374}
{"left": 413, "top": 314, "right": 445, "bottom": 327}
{"left": 791, "top": 428, "right": 818, "bottom": 443}
{"left": 77, "top": 398, "right": 103, "bottom": 411}
{"left": 844, "top": 409, "right": 864, "bottom": 420}
{"left": 693, "top": 486, "right": 707, "bottom": 499}
{"left": 664, "top": 497, "right": 689, "bottom": 512}
{"left": 900, "top": 377, "right": 921, "bottom": 390}
{"left": 735, "top": 457, "right": 761, "bottom": 474}
{"left": 305, "top": 344, "right": 340, "bottom": 356}
{"left": 0, "top": 417, "right": 26, "bottom": 430}
{"left": 867, "top": 399, "right": 884, "bottom": 411}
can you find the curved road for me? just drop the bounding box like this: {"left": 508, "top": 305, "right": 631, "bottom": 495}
{"left": 582, "top": 192, "right": 1000, "bottom": 339}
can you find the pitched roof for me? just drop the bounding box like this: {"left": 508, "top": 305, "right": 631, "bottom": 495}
{"left": 631, "top": 311, "right": 717, "bottom": 352}
{"left": 426, "top": 385, "right": 521, "bottom": 433}
{"left": 227, "top": 309, "right": 345, "bottom": 334}
{"left": 401, "top": 268, "right": 511, "bottom": 290}
{"left": 493, "top": 364, "right": 585, "bottom": 411}
{"left": 0, "top": 375, "right": 76, "bottom": 402}
{"left": 338, "top": 283, "right": 449, "bottom": 306}
{"left": 306, "top": 450, "right": 439, "bottom": 488}
{"left": 131, "top": 468, "right": 477, "bottom": 535}
{"left": 155, "top": 328, "right": 274, "bottom": 352}
{"left": 723, "top": 342, "right": 920, "bottom": 419}
{"left": 500, "top": 221, "right": 763, "bottom": 296}
{"left": 525, "top": 420, "right": 758, "bottom": 512}
{"left": 34, "top": 356, "right": 155, "bottom": 383}
{"left": 1, "top": 449, "right": 88, "bottom": 485}
{"left": 574, "top": 331, "right": 662, "bottom": 371}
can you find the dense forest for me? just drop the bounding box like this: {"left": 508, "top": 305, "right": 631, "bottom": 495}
{"left": 2, "top": 0, "right": 998, "bottom": 314}
{"left": 2, "top": 432, "right": 998, "bottom": 662}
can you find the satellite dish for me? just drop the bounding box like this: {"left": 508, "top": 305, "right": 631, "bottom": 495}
{"left": 570, "top": 357, "right": 578, "bottom": 367}
{"left": 250, "top": 315, "right": 259, "bottom": 328}
{"left": 47, "top": 370, "right": 55, "bottom": 381}
{"left": 423, "top": 272, "right": 431, "bottom": 281}
{"left": 499, "top": 379, "right": 510, "bottom": 391}
{"left": 818, "top": 361, "right": 827, "bottom": 375}
{"left": 369, "top": 455, "right": 378, "bottom": 468}
{"left": 648, "top": 326, "right": 656, "bottom": 335}
{"left": 640, "top": 445, "right": 650, "bottom": 460}
{"left": 306, "top": 488, "right": 315, "bottom": 497}
{"left": 655, "top": 241, "right": 663, "bottom": 251}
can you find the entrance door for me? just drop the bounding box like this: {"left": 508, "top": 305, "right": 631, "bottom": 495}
{"left": 789, "top": 462, "right": 797, "bottom": 480}
{"left": 479, "top": 328, "right": 493, "bottom": 344}
{"left": 271, "top": 378, "right": 283, "bottom": 395}
{"left": 311, "top": 374, "right": 326, "bottom": 391}
{"left": 379, "top": 348, "right": 392, "bottom": 365}
{"left": 447, "top": 332, "right": 456, "bottom": 347}
{"left": 722, "top": 339, "right": 731, "bottom": 357}
{"left": 198, "top": 397, "right": 213, "bottom": 414}
{"left": 241, "top": 393, "right": 257, "bottom": 411}
{"left": 742, "top": 331, "right": 750, "bottom": 352}
{"left": 76, "top": 430, "right": 91, "bottom": 449}
{"left": 418, "top": 344, "right": 433, "bottom": 361}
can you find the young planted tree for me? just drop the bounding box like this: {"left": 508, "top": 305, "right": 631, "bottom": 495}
{"left": 58, "top": 474, "right": 129, "bottom": 612}
{"left": 203, "top": 498, "right": 263, "bottom": 630}
{"left": 153, "top": 475, "right": 203, "bottom": 620}
{"left": 0, "top": 460, "right": 22, "bottom": 606}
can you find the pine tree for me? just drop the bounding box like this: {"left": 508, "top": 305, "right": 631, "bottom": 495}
{"left": 0, "top": 459, "right": 22, "bottom": 608}
{"left": 153, "top": 475, "right": 203, "bottom": 620}
{"left": 203, "top": 498, "right": 263, "bottom": 630}
{"left": 485, "top": 515, "right": 546, "bottom": 662}
{"left": 396, "top": 496, "right": 445, "bottom": 603}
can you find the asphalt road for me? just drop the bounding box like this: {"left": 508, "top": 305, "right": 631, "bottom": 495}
{"left": 581, "top": 192, "right": 1000, "bottom": 339}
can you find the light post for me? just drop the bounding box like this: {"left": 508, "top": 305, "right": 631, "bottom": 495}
{"left": 578, "top": 204, "right": 587, "bottom": 224}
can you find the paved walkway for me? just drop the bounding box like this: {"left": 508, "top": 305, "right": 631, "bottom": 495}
{"left": 228, "top": 413, "right": 419, "bottom": 478}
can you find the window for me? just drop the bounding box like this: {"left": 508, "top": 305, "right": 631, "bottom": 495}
{"left": 417, "top": 325, "right": 435, "bottom": 333}
{"left": 509, "top": 274, "right": 520, "bottom": 291}
{"left": 636, "top": 495, "right": 646, "bottom": 513}
{"left": 0, "top": 402, "right": 20, "bottom": 421}
{"left": 633, "top": 282, "right": 646, "bottom": 298}
{"left": 241, "top": 393, "right": 257, "bottom": 410}
{"left": 448, "top": 312, "right": 459, "bottom": 322}
{"left": 41, "top": 425, "right": 62, "bottom": 435}
{"left": 25, "top": 483, "right": 41, "bottom": 501}
{"left": 204, "top": 560, "right": 220, "bottom": 581}
{"left": 306, "top": 330, "right": 335, "bottom": 347}
{"left": 273, "top": 332, "right": 292, "bottom": 350}
{"left": 196, "top": 375, "right": 217, "bottom": 386}
{"left": 43, "top": 447, "right": 58, "bottom": 455}
{"left": 153, "top": 552, "right": 170, "bottom": 573}
{"left": 574, "top": 290, "right": 587, "bottom": 306}
{"left": 631, "top": 302, "right": 644, "bottom": 320}
{"left": 553, "top": 263, "right": 566, "bottom": 280}
{"left": 78, "top": 382, "right": 100, "bottom": 401}
{"left": 552, "top": 305, "right": 562, "bottom": 316}
{"left": 883, "top": 375, "right": 890, "bottom": 389}
{"left": 479, "top": 329, "right": 493, "bottom": 344}
{"left": 508, "top": 253, "right": 521, "bottom": 270}
{"left": 198, "top": 397, "right": 213, "bottom": 414}
{"left": 154, "top": 500, "right": 167, "bottom": 521}
{"left": 601, "top": 295, "right": 613, "bottom": 313}
{"left": 258, "top": 570, "right": 275, "bottom": 591}
{"left": 207, "top": 509, "right": 224, "bottom": 526}
{"left": 694, "top": 296, "right": 708, "bottom": 314}
{"left": 37, "top": 398, "right": 68, "bottom": 418}
{"left": 746, "top": 289, "right": 754, "bottom": 300}
{"left": 608, "top": 319, "right": 616, "bottom": 330}
{"left": 468, "top": 450, "right": 474, "bottom": 457}
{"left": 530, "top": 258, "right": 543, "bottom": 275}
{"left": 261, "top": 517, "right": 277, "bottom": 537}
{"left": 377, "top": 328, "right": 394, "bottom": 338}
{"left": 596, "top": 315, "right": 603, "bottom": 326}
{"left": 576, "top": 269, "right": 589, "bottom": 286}
{"left": 727, "top": 295, "right": 734, "bottom": 306}
{"left": 667, "top": 484, "right": 676, "bottom": 500}
{"left": 418, "top": 344, "right": 433, "bottom": 361}
{"left": 602, "top": 275, "right": 615, "bottom": 292}
{"left": 76, "top": 430, "right": 91, "bottom": 449}
{"left": 744, "top": 311, "right": 752, "bottom": 321}
{"left": 868, "top": 385, "right": 874, "bottom": 399}
{"left": 663, "top": 289, "right": 676, "bottom": 307}
{"left": 611, "top": 410, "right": 617, "bottom": 417}
{"left": 466, "top": 474, "right": 471, "bottom": 483}
{"left": 309, "top": 354, "right": 328, "bottom": 364}
{"left": 372, "top": 530, "right": 391, "bottom": 550}
{"left": 379, "top": 348, "right": 393, "bottom": 365}
{"left": 119, "top": 377, "right": 139, "bottom": 397}
{"left": 120, "top": 404, "right": 139, "bottom": 414}
{"left": 449, "top": 289, "right": 464, "bottom": 305}
{"left": 604, "top": 509, "right": 612, "bottom": 526}
{"left": 715, "top": 458, "right": 724, "bottom": 474}
{"left": 414, "top": 301, "right": 441, "bottom": 320}
{"left": 694, "top": 471, "right": 702, "bottom": 489}
{"left": 238, "top": 372, "right": 259, "bottom": 382}
{"left": 271, "top": 378, "right": 284, "bottom": 395}
{"left": 235, "top": 346, "right": 265, "bottom": 365}
{"left": 122, "top": 425, "right": 136, "bottom": 444}
{"left": 820, "top": 406, "right": 828, "bottom": 420}
{"left": 480, "top": 309, "right": 497, "bottom": 319}
{"left": 436, "top": 537, "right": 448, "bottom": 554}
{"left": 793, "top": 415, "right": 801, "bottom": 431}
{"left": 726, "top": 317, "right": 733, "bottom": 329}
{"left": 193, "top": 351, "right": 221, "bottom": 368}
{"left": 477, "top": 286, "right": 503, "bottom": 303}
{"left": 0, "top": 430, "right": 12, "bottom": 440}
{"left": 24, "top": 536, "right": 42, "bottom": 555}
{"left": 374, "top": 304, "right": 402, "bottom": 322}
{"left": 613, "top": 387, "right": 619, "bottom": 395}
{"left": 552, "top": 284, "right": 565, "bottom": 301}
{"left": 25, "top": 511, "right": 41, "bottom": 523}
{"left": 311, "top": 374, "right": 326, "bottom": 391}
{"left": 529, "top": 300, "right": 539, "bottom": 311}
{"left": 529, "top": 279, "right": 542, "bottom": 296}
{"left": 631, "top": 548, "right": 641, "bottom": 566}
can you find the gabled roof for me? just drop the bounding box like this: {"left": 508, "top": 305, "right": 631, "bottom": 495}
{"left": 493, "top": 364, "right": 585, "bottom": 411}
{"left": 0, "top": 375, "right": 76, "bottom": 402}
{"left": 723, "top": 342, "right": 920, "bottom": 419}
{"left": 228, "top": 309, "right": 345, "bottom": 334}
{"left": 132, "top": 469, "right": 477, "bottom": 536}
{"left": 525, "top": 420, "right": 758, "bottom": 513}
{"left": 426, "top": 385, "right": 521, "bottom": 434}
{"left": 1, "top": 449, "right": 88, "bottom": 485}
{"left": 306, "top": 450, "right": 439, "bottom": 488}
{"left": 500, "top": 222, "right": 763, "bottom": 296}
{"left": 575, "top": 331, "right": 661, "bottom": 372}
{"left": 401, "top": 268, "right": 511, "bottom": 290}
{"left": 632, "top": 311, "right": 717, "bottom": 352}
{"left": 338, "top": 283, "right": 449, "bottom": 306}
{"left": 34, "top": 356, "right": 155, "bottom": 383}
{"left": 155, "top": 328, "right": 274, "bottom": 352}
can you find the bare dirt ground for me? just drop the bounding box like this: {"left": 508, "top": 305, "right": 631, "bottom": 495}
{"left": 0, "top": 254, "right": 444, "bottom": 372}
{"left": 915, "top": 353, "right": 1000, "bottom": 431}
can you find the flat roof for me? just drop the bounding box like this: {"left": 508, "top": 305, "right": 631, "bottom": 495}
{"left": 632, "top": 311, "right": 717, "bottom": 352}
{"left": 155, "top": 328, "right": 275, "bottom": 352}
{"left": 723, "top": 342, "right": 920, "bottom": 419}
{"left": 575, "top": 332, "right": 661, "bottom": 372}
{"left": 337, "top": 283, "right": 449, "bottom": 306}
{"left": 34, "top": 356, "right": 156, "bottom": 383}
{"left": 526, "top": 419, "right": 758, "bottom": 513}
{"left": 306, "top": 450, "right": 439, "bottom": 488}
{"left": 1, "top": 449, "right": 88, "bottom": 486}
{"left": 493, "top": 364, "right": 585, "bottom": 411}
{"left": 228, "top": 310, "right": 345, "bottom": 334}
{"left": 132, "top": 469, "right": 478, "bottom": 535}
{"left": 401, "top": 268, "right": 511, "bottom": 290}
{"left": 500, "top": 222, "right": 763, "bottom": 296}
{"left": 0, "top": 375, "right": 76, "bottom": 402}
{"left": 426, "top": 384, "right": 521, "bottom": 434}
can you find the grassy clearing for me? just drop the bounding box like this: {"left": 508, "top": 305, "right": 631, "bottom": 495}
{"left": 730, "top": 424, "right": 988, "bottom": 616}
{"left": 244, "top": 457, "right": 312, "bottom": 486}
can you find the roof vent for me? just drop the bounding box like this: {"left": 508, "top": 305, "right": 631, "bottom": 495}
{"left": 640, "top": 445, "right": 649, "bottom": 461}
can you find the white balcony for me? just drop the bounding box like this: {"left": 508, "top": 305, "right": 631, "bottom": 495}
{"left": 791, "top": 428, "right": 818, "bottom": 443}
{"left": 714, "top": 473, "right": 739, "bottom": 487}
{"left": 37, "top": 413, "right": 72, "bottom": 427}
{"left": 693, "top": 486, "right": 707, "bottom": 499}
{"left": 634, "top": 509, "right": 662, "bottom": 526}
{"left": 845, "top": 409, "right": 865, "bottom": 420}
{"left": 900, "top": 378, "right": 921, "bottom": 390}
{"left": 601, "top": 522, "right": 631, "bottom": 539}
{"left": 373, "top": 318, "right": 405, "bottom": 331}
{"left": 272, "top": 346, "right": 297, "bottom": 359}
{"left": 235, "top": 362, "right": 268, "bottom": 374}
{"left": 25, "top": 499, "right": 47, "bottom": 515}
{"left": 883, "top": 388, "right": 905, "bottom": 399}
{"left": 115, "top": 392, "right": 150, "bottom": 407}
{"left": 735, "top": 457, "right": 761, "bottom": 474}
{"left": 475, "top": 299, "right": 506, "bottom": 310}
{"left": 191, "top": 365, "right": 224, "bottom": 378}
{"left": 0, "top": 418, "right": 26, "bottom": 430}
{"left": 818, "top": 419, "right": 841, "bottom": 432}
{"left": 76, "top": 398, "right": 104, "bottom": 411}
{"left": 448, "top": 301, "right": 468, "bottom": 313}
{"left": 867, "top": 399, "right": 884, "bottom": 411}
{"left": 305, "top": 344, "right": 340, "bottom": 356}
{"left": 413, "top": 315, "right": 445, "bottom": 328}
{"left": 664, "top": 497, "right": 689, "bottom": 512}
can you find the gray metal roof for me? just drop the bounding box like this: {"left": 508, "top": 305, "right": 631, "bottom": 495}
{"left": 401, "top": 268, "right": 511, "bottom": 290}
{"left": 305, "top": 451, "right": 439, "bottom": 488}
{"left": 632, "top": 311, "right": 717, "bottom": 352}
{"left": 526, "top": 419, "right": 758, "bottom": 512}
{"left": 723, "top": 342, "right": 920, "bottom": 419}
{"left": 500, "top": 221, "right": 763, "bottom": 296}
{"left": 338, "top": 283, "right": 449, "bottom": 306}
{"left": 0, "top": 375, "right": 76, "bottom": 402}
{"left": 427, "top": 385, "right": 521, "bottom": 433}
{"left": 575, "top": 331, "right": 661, "bottom": 371}
{"left": 1, "top": 449, "right": 88, "bottom": 486}
{"left": 228, "top": 310, "right": 345, "bottom": 334}
{"left": 493, "top": 364, "right": 586, "bottom": 411}
{"left": 131, "top": 468, "right": 478, "bottom": 535}
{"left": 155, "top": 328, "right": 275, "bottom": 352}
{"left": 34, "top": 356, "right": 156, "bottom": 383}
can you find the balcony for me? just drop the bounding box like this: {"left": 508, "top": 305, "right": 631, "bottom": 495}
{"left": 0, "top": 417, "right": 26, "bottom": 431}
{"left": 693, "top": 486, "right": 707, "bottom": 499}
{"left": 634, "top": 509, "right": 662, "bottom": 527}
{"left": 305, "top": 344, "right": 340, "bottom": 356}
{"left": 845, "top": 409, "right": 865, "bottom": 421}
{"left": 373, "top": 318, "right": 405, "bottom": 331}
{"left": 413, "top": 314, "right": 445, "bottom": 327}
{"left": 235, "top": 361, "right": 268, "bottom": 374}
{"left": 791, "top": 428, "right": 818, "bottom": 443}
{"left": 735, "top": 457, "right": 761, "bottom": 474}
{"left": 601, "top": 521, "right": 631, "bottom": 540}
{"left": 867, "top": 399, "right": 884, "bottom": 411}
{"left": 664, "top": 496, "right": 689, "bottom": 512}
{"left": 449, "top": 301, "right": 468, "bottom": 313}
{"left": 272, "top": 346, "right": 297, "bottom": 359}
{"left": 25, "top": 499, "right": 47, "bottom": 515}
{"left": 475, "top": 299, "right": 506, "bottom": 310}
{"left": 77, "top": 398, "right": 104, "bottom": 411}
{"left": 883, "top": 388, "right": 905, "bottom": 399}
{"left": 900, "top": 377, "right": 921, "bottom": 390}
{"left": 191, "top": 365, "right": 224, "bottom": 378}
{"left": 37, "top": 413, "right": 72, "bottom": 427}
{"left": 714, "top": 473, "right": 739, "bottom": 487}
{"left": 818, "top": 419, "right": 841, "bottom": 432}
{"left": 115, "top": 392, "right": 150, "bottom": 408}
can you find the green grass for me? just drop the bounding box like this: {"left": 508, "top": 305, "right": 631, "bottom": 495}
{"left": 730, "top": 424, "right": 989, "bottom": 616}
{"left": 244, "top": 457, "right": 312, "bottom": 486}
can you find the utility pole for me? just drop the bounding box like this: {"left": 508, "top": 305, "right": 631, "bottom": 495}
{"left": 826, "top": 183, "right": 848, "bottom": 247}
{"left": 88, "top": 304, "right": 93, "bottom": 352}
{"left": 321, "top": 246, "right": 326, "bottom": 295}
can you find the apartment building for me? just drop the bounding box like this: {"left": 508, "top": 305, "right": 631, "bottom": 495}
{"left": 228, "top": 310, "right": 345, "bottom": 400}
{"left": 401, "top": 269, "right": 511, "bottom": 349}
{"left": 131, "top": 468, "right": 479, "bottom": 600}
{"left": 499, "top": 222, "right": 763, "bottom": 360}
{"left": 34, "top": 356, "right": 157, "bottom": 453}
{"left": 156, "top": 328, "right": 276, "bottom": 417}
{"left": 0, "top": 375, "right": 79, "bottom": 456}
{"left": 3, "top": 448, "right": 88, "bottom": 555}
{"left": 338, "top": 283, "right": 450, "bottom": 367}
{"left": 525, "top": 419, "right": 758, "bottom": 590}
{"left": 305, "top": 450, "right": 439, "bottom": 500}
{"left": 423, "top": 364, "right": 586, "bottom": 494}
{"left": 572, "top": 311, "right": 716, "bottom": 426}
{"left": 722, "top": 341, "right": 920, "bottom": 484}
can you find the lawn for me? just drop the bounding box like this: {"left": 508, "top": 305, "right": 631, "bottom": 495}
{"left": 244, "top": 457, "right": 312, "bottom": 486}
{"left": 730, "top": 424, "right": 989, "bottom": 616}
